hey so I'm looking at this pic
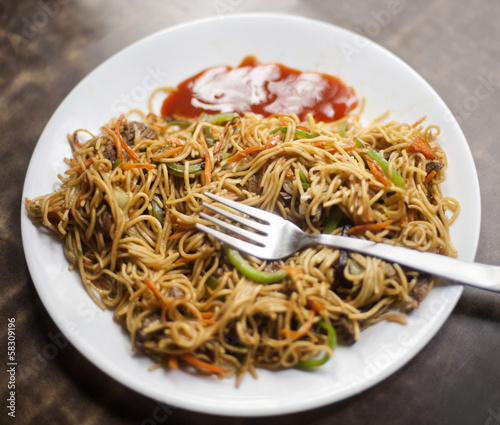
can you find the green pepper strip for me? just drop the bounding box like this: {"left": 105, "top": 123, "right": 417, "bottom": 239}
{"left": 202, "top": 126, "right": 216, "bottom": 147}
{"left": 298, "top": 169, "right": 310, "bottom": 189}
{"left": 201, "top": 112, "right": 236, "bottom": 125}
{"left": 337, "top": 121, "right": 346, "bottom": 137}
{"left": 224, "top": 245, "right": 288, "bottom": 284}
{"left": 151, "top": 200, "right": 164, "bottom": 225}
{"left": 322, "top": 206, "right": 344, "bottom": 234}
{"left": 165, "top": 119, "right": 192, "bottom": 129}
{"left": 166, "top": 161, "right": 205, "bottom": 175}
{"left": 296, "top": 320, "right": 337, "bottom": 368}
{"left": 206, "top": 275, "right": 220, "bottom": 290}
{"left": 355, "top": 138, "right": 406, "bottom": 189}
{"left": 112, "top": 158, "right": 124, "bottom": 170}
{"left": 271, "top": 127, "right": 317, "bottom": 139}
{"left": 355, "top": 137, "right": 367, "bottom": 148}
{"left": 350, "top": 260, "right": 364, "bottom": 275}
{"left": 366, "top": 149, "right": 407, "bottom": 189}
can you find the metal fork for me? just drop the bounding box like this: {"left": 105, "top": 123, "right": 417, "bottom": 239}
{"left": 195, "top": 192, "right": 500, "bottom": 293}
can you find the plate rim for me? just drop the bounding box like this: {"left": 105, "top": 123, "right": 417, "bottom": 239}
{"left": 21, "top": 12, "right": 481, "bottom": 417}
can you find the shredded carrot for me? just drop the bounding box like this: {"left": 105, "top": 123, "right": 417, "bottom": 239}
{"left": 200, "top": 311, "right": 214, "bottom": 319}
{"left": 143, "top": 278, "right": 171, "bottom": 325}
{"left": 213, "top": 122, "right": 230, "bottom": 155}
{"left": 168, "top": 355, "right": 179, "bottom": 370}
{"left": 174, "top": 257, "right": 197, "bottom": 265}
{"left": 200, "top": 319, "right": 216, "bottom": 327}
{"left": 151, "top": 146, "right": 184, "bottom": 160}
{"left": 285, "top": 167, "right": 294, "bottom": 179}
{"left": 143, "top": 278, "right": 170, "bottom": 307}
{"left": 308, "top": 300, "right": 325, "bottom": 313}
{"left": 120, "top": 163, "right": 156, "bottom": 171}
{"left": 408, "top": 136, "right": 436, "bottom": 159}
{"left": 326, "top": 140, "right": 357, "bottom": 153}
{"left": 146, "top": 114, "right": 168, "bottom": 130}
{"left": 348, "top": 220, "right": 393, "bottom": 235}
{"left": 115, "top": 115, "right": 139, "bottom": 162}
{"left": 199, "top": 132, "right": 212, "bottom": 184}
{"left": 115, "top": 113, "right": 124, "bottom": 134}
{"left": 243, "top": 131, "right": 259, "bottom": 147}
{"left": 311, "top": 140, "right": 324, "bottom": 148}
{"left": 114, "top": 115, "right": 125, "bottom": 157}
{"left": 365, "top": 154, "right": 392, "bottom": 186}
{"left": 169, "top": 214, "right": 192, "bottom": 226}
{"left": 281, "top": 310, "right": 315, "bottom": 339}
{"left": 102, "top": 126, "right": 123, "bottom": 159}
{"left": 342, "top": 141, "right": 357, "bottom": 151}
{"left": 180, "top": 353, "right": 230, "bottom": 376}
{"left": 424, "top": 170, "right": 437, "bottom": 185}
{"left": 264, "top": 131, "right": 282, "bottom": 149}
{"left": 73, "top": 137, "right": 82, "bottom": 150}
{"left": 120, "top": 138, "right": 140, "bottom": 162}
{"left": 102, "top": 126, "right": 139, "bottom": 162}
{"left": 226, "top": 145, "right": 265, "bottom": 163}
{"left": 165, "top": 136, "right": 186, "bottom": 146}
{"left": 65, "top": 157, "right": 94, "bottom": 174}
{"left": 278, "top": 265, "right": 304, "bottom": 275}
{"left": 169, "top": 229, "right": 190, "bottom": 240}
{"left": 411, "top": 115, "right": 427, "bottom": 128}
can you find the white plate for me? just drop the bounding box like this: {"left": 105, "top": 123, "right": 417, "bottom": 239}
{"left": 21, "top": 13, "right": 480, "bottom": 417}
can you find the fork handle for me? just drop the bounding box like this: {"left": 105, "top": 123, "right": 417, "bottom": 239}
{"left": 302, "top": 233, "right": 500, "bottom": 293}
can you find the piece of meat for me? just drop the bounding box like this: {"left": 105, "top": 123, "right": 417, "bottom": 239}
{"left": 247, "top": 174, "right": 260, "bottom": 194}
{"left": 168, "top": 286, "right": 184, "bottom": 298}
{"left": 384, "top": 263, "right": 397, "bottom": 279}
{"left": 335, "top": 316, "right": 356, "bottom": 345}
{"left": 311, "top": 203, "right": 323, "bottom": 227}
{"left": 102, "top": 143, "right": 117, "bottom": 163}
{"left": 425, "top": 161, "right": 444, "bottom": 174}
{"left": 262, "top": 262, "right": 281, "bottom": 273}
{"left": 337, "top": 224, "right": 353, "bottom": 270}
{"left": 279, "top": 191, "right": 292, "bottom": 204}
{"left": 405, "top": 274, "right": 432, "bottom": 313}
{"left": 121, "top": 122, "right": 158, "bottom": 145}
{"left": 332, "top": 223, "right": 353, "bottom": 290}
{"left": 97, "top": 207, "right": 114, "bottom": 236}
{"left": 135, "top": 313, "right": 162, "bottom": 349}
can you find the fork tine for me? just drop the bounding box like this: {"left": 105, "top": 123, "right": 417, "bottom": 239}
{"left": 198, "top": 212, "right": 267, "bottom": 246}
{"left": 203, "top": 192, "right": 279, "bottom": 225}
{"left": 201, "top": 202, "right": 269, "bottom": 234}
{"left": 195, "top": 223, "right": 269, "bottom": 257}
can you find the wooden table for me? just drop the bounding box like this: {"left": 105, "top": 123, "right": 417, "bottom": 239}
{"left": 2, "top": 1, "right": 500, "bottom": 423}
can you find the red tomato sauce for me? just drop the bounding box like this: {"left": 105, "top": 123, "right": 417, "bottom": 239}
{"left": 161, "top": 56, "right": 357, "bottom": 122}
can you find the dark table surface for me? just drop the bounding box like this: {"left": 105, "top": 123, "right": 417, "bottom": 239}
{"left": 2, "top": 1, "right": 500, "bottom": 424}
